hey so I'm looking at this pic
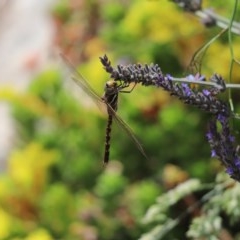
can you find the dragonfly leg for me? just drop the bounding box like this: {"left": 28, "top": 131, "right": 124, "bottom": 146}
{"left": 119, "top": 83, "right": 137, "bottom": 93}
{"left": 117, "top": 81, "right": 129, "bottom": 88}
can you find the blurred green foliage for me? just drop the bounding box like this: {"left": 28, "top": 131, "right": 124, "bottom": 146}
{"left": 0, "top": 0, "right": 240, "bottom": 239}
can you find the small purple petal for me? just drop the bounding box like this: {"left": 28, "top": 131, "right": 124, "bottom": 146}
{"left": 166, "top": 74, "right": 173, "bottom": 80}
{"left": 217, "top": 114, "right": 227, "bottom": 124}
{"left": 234, "top": 158, "right": 240, "bottom": 168}
{"left": 198, "top": 74, "right": 206, "bottom": 81}
{"left": 229, "top": 135, "right": 235, "bottom": 142}
{"left": 203, "top": 89, "right": 211, "bottom": 96}
{"left": 206, "top": 132, "right": 213, "bottom": 140}
{"left": 187, "top": 73, "right": 206, "bottom": 82}
{"left": 186, "top": 74, "right": 195, "bottom": 81}
{"left": 182, "top": 83, "right": 192, "bottom": 96}
{"left": 211, "top": 149, "right": 217, "bottom": 157}
{"left": 226, "top": 166, "right": 234, "bottom": 175}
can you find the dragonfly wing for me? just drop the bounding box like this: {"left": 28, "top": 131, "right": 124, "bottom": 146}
{"left": 61, "top": 54, "right": 104, "bottom": 110}
{"left": 71, "top": 76, "right": 104, "bottom": 110}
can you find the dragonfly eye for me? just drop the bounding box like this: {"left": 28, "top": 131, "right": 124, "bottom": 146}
{"left": 105, "top": 80, "right": 118, "bottom": 94}
{"left": 105, "top": 80, "right": 117, "bottom": 88}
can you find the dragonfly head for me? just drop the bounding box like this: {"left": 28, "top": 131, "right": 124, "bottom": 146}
{"left": 104, "top": 80, "right": 118, "bottom": 95}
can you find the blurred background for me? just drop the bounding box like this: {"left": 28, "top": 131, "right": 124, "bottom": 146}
{"left": 0, "top": 0, "right": 239, "bottom": 239}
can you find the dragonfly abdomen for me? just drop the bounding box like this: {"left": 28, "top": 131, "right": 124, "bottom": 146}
{"left": 103, "top": 114, "right": 113, "bottom": 165}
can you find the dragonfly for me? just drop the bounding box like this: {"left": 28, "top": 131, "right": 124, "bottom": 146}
{"left": 61, "top": 54, "right": 149, "bottom": 165}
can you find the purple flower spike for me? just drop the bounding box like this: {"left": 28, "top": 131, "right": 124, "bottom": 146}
{"left": 100, "top": 55, "right": 230, "bottom": 117}
{"left": 207, "top": 116, "right": 240, "bottom": 182}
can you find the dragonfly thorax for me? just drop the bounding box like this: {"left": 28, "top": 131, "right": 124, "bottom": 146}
{"left": 101, "top": 80, "right": 119, "bottom": 113}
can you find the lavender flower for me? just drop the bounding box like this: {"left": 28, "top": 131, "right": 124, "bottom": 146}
{"left": 207, "top": 115, "right": 240, "bottom": 182}
{"left": 155, "top": 74, "right": 230, "bottom": 117}
{"left": 171, "top": 0, "right": 202, "bottom": 12}
{"left": 100, "top": 54, "right": 161, "bottom": 86}
{"left": 100, "top": 55, "right": 231, "bottom": 117}
{"left": 171, "top": 0, "right": 240, "bottom": 35}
